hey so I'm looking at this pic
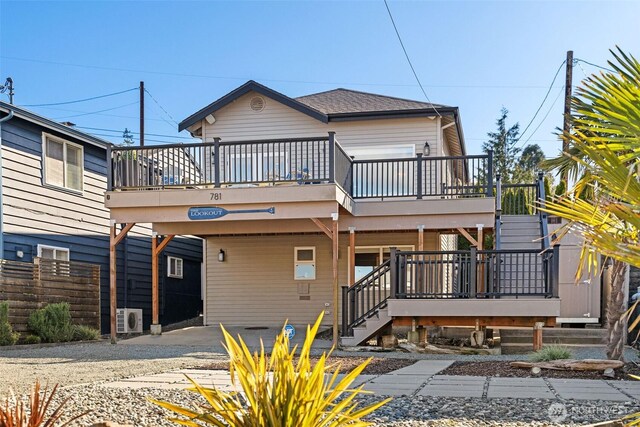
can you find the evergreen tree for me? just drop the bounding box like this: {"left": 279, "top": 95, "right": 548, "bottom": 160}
{"left": 122, "top": 128, "right": 134, "bottom": 146}
{"left": 482, "top": 107, "right": 521, "bottom": 183}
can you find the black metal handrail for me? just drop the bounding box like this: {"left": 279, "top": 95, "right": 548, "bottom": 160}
{"left": 109, "top": 135, "right": 495, "bottom": 201}
{"left": 341, "top": 259, "right": 391, "bottom": 336}
{"left": 341, "top": 246, "right": 560, "bottom": 337}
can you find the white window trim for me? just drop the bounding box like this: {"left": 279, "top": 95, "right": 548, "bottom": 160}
{"left": 37, "top": 244, "right": 70, "bottom": 260}
{"left": 167, "top": 256, "right": 184, "bottom": 279}
{"left": 294, "top": 246, "right": 316, "bottom": 281}
{"left": 42, "top": 132, "right": 84, "bottom": 192}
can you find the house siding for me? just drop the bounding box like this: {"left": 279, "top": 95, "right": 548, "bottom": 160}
{"left": 202, "top": 91, "right": 441, "bottom": 157}
{"left": 1, "top": 116, "right": 203, "bottom": 332}
{"left": 205, "top": 231, "right": 437, "bottom": 327}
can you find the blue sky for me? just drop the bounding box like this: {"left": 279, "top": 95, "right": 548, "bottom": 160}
{"left": 1, "top": 1, "right": 638, "bottom": 155}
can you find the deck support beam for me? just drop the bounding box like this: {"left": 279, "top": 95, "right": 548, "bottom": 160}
{"left": 110, "top": 221, "right": 135, "bottom": 344}
{"left": 457, "top": 227, "right": 478, "bottom": 247}
{"left": 151, "top": 233, "right": 175, "bottom": 335}
{"left": 348, "top": 227, "right": 356, "bottom": 286}
{"left": 311, "top": 214, "right": 340, "bottom": 347}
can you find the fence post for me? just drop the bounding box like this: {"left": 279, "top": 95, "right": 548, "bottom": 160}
{"left": 469, "top": 246, "right": 477, "bottom": 298}
{"left": 213, "top": 137, "right": 221, "bottom": 188}
{"left": 106, "top": 145, "right": 113, "bottom": 191}
{"left": 552, "top": 244, "right": 560, "bottom": 297}
{"left": 416, "top": 153, "right": 423, "bottom": 199}
{"left": 390, "top": 247, "right": 398, "bottom": 299}
{"left": 486, "top": 150, "right": 494, "bottom": 196}
{"left": 341, "top": 285, "right": 348, "bottom": 337}
{"left": 328, "top": 132, "right": 336, "bottom": 183}
{"left": 495, "top": 173, "right": 502, "bottom": 249}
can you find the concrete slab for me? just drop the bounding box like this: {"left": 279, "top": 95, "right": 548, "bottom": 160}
{"left": 418, "top": 385, "right": 483, "bottom": 398}
{"left": 118, "top": 325, "right": 333, "bottom": 350}
{"left": 366, "top": 385, "right": 419, "bottom": 396}
{"left": 487, "top": 389, "right": 555, "bottom": 399}
{"left": 557, "top": 392, "right": 630, "bottom": 401}
{"left": 431, "top": 375, "right": 486, "bottom": 383}
{"left": 389, "top": 360, "right": 454, "bottom": 375}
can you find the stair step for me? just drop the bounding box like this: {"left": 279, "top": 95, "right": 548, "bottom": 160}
{"left": 501, "top": 215, "right": 539, "bottom": 222}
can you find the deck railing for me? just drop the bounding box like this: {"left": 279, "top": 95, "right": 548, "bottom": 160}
{"left": 341, "top": 245, "right": 559, "bottom": 336}
{"left": 108, "top": 135, "right": 493, "bottom": 200}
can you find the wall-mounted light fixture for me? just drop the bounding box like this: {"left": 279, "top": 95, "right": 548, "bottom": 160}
{"left": 16, "top": 250, "right": 24, "bottom": 259}
{"left": 218, "top": 249, "right": 226, "bottom": 262}
{"left": 423, "top": 141, "right": 431, "bottom": 157}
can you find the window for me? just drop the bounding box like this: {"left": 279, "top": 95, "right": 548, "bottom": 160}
{"left": 37, "top": 244, "right": 70, "bottom": 261}
{"left": 294, "top": 247, "right": 316, "bottom": 280}
{"left": 43, "top": 134, "right": 83, "bottom": 191}
{"left": 167, "top": 256, "right": 184, "bottom": 279}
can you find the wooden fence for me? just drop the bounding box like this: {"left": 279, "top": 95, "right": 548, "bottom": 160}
{"left": 0, "top": 258, "right": 100, "bottom": 332}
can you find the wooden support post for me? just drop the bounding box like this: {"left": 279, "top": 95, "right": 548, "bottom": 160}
{"left": 533, "top": 321, "right": 544, "bottom": 351}
{"left": 348, "top": 227, "right": 356, "bottom": 286}
{"left": 332, "top": 214, "right": 339, "bottom": 348}
{"left": 151, "top": 233, "right": 175, "bottom": 335}
{"left": 151, "top": 234, "right": 158, "bottom": 332}
{"left": 109, "top": 221, "right": 135, "bottom": 344}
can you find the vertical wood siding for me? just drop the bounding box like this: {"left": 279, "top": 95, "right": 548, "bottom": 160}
{"left": 205, "top": 231, "right": 437, "bottom": 327}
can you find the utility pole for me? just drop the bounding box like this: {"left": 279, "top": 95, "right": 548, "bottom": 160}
{"left": 139, "top": 81, "right": 145, "bottom": 147}
{"left": 0, "top": 77, "right": 14, "bottom": 104}
{"left": 562, "top": 50, "right": 573, "bottom": 186}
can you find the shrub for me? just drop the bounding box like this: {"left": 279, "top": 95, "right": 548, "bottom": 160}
{"left": 28, "top": 303, "right": 73, "bottom": 343}
{"left": 0, "top": 302, "right": 18, "bottom": 346}
{"left": 71, "top": 325, "right": 101, "bottom": 341}
{"left": 151, "top": 312, "right": 390, "bottom": 426}
{"left": 530, "top": 345, "right": 573, "bottom": 362}
{"left": 21, "top": 334, "right": 42, "bottom": 345}
{"left": 0, "top": 380, "right": 89, "bottom": 426}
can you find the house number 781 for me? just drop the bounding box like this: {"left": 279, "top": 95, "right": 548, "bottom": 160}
{"left": 210, "top": 193, "right": 222, "bottom": 201}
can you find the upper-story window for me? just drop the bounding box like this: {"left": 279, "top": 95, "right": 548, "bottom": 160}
{"left": 43, "top": 133, "right": 83, "bottom": 192}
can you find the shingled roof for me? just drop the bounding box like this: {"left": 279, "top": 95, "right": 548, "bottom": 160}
{"left": 295, "top": 88, "right": 448, "bottom": 115}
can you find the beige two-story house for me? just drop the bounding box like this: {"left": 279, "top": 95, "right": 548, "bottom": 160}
{"left": 105, "top": 81, "right": 566, "bottom": 346}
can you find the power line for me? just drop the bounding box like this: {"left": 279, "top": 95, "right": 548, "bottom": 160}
{"left": 22, "top": 87, "right": 138, "bottom": 107}
{"left": 515, "top": 60, "right": 566, "bottom": 145}
{"left": 576, "top": 58, "right": 615, "bottom": 73}
{"left": 25, "top": 104, "right": 170, "bottom": 123}
{"left": 1, "top": 56, "right": 562, "bottom": 90}
{"left": 144, "top": 88, "right": 179, "bottom": 125}
{"left": 383, "top": 0, "right": 441, "bottom": 118}
{"left": 74, "top": 125, "right": 195, "bottom": 140}
{"left": 519, "top": 85, "right": 565, "bottom": 147}
{"left": 83, "top": 131, "right": 192, "bottom": 145}
{"left": 52, "top": 101, "right": 139, "bottom": 120}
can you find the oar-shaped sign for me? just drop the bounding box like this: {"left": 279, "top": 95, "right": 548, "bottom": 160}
{"left": 188, "top": 206, "right": 275, "bottom": 220}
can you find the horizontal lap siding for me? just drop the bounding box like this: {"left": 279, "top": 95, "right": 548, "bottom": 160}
{"left": 203, "top": 91, "right": 440, "bottom": 157}
{"left": 1, "top": 118, "right": 203, "bottom": 333}
{"left": 205, "top": 232, "right": 437, "bottom": 327}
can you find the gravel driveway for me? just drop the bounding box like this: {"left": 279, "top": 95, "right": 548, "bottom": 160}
{"left": 0, "top": 341, "right": 227, "bottom": 396}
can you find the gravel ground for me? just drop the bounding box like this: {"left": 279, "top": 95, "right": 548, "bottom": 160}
{"left": 19, "top": 384, "right": 639, "bottom": 426}
{"left": 0, "top": 342, "right": 227, "bottom": 396}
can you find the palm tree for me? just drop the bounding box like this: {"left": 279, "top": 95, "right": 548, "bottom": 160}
{"left": 543, "top": 48, "right": 640, "bottom": 361}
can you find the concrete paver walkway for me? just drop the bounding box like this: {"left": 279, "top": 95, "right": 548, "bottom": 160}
{"left": 102, "top": 360, "right": 640, "bottom": 402}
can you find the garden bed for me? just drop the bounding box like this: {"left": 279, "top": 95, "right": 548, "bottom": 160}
{"left": 440, "top": 360, "right": 640, "bottom": 380}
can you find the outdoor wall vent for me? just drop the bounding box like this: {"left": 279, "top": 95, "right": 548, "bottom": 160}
{"left": 250, "top": 96, "right": 265, "bottom": 112}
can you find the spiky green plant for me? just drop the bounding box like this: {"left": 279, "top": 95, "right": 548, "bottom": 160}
{"left": 0, "top": 381, "right": 89, "bottom": 426}
{"left": 150, "top": 312, "right": 390, "bottom": 426}
{"left": 530, "top": 345, "right": 573, "bottom": 362}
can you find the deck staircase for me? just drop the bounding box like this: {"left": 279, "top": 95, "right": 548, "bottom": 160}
{"left": 340, "top": 174, "right": 556, "bottom": 347}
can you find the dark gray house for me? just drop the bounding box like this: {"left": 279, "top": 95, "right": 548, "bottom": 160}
{"left": 0, "top": 101, "right": 203, "bottom": 332}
